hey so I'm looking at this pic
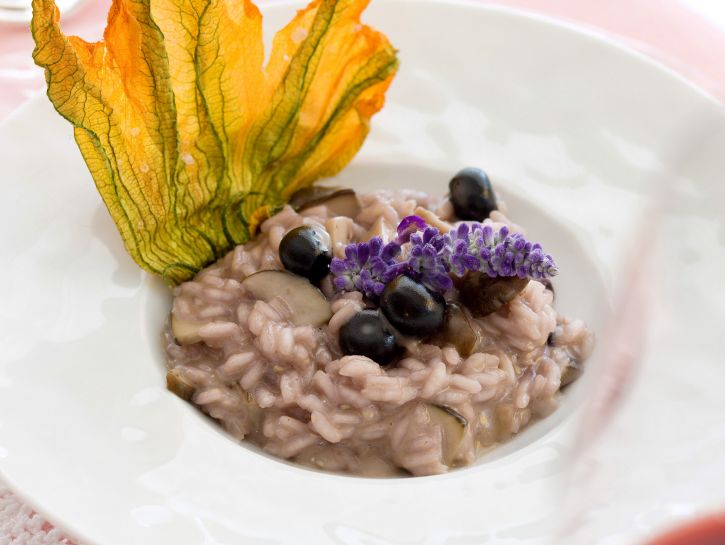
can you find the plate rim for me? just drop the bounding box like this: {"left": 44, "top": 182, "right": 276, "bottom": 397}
{"left": 0, "top": 1, "right": 721, "bottom": 543}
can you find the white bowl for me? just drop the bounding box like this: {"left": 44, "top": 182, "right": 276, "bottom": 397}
{"left": 1, "top": 1, "right": 724, "bottom": 544}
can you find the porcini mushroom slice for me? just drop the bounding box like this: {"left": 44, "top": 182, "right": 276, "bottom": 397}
{"left": 166, "top": 369, "right": 195, "bottom": 401}
{"left": 242, "top": 270, "right": 332, "bottom": 327}
{"left": 560, "top": 361, "right": 582, "bottom": 388}
{"left": 289, "top": 186, "right": 344, "bottom": 209}
{"left": 430, "top": 302, "right": 480, "bottom": 357}
{"left": 290, "top": 187, "right": 361, "bottom": 217}
{"left": 171, "top": 315, "right": 204, "bottom": 345}
{"left": 459, "top": 273, "right": 529, "bottom": 317}
{"left": 425, "top": 403, "right": 468, "bottom": 466}
{"left": 326, "top": 216, "right": 354, "bottom": 258}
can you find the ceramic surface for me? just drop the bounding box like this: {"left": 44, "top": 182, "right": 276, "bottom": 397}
{"left": 0, "top": 2, "right": 724, "bottom": 544}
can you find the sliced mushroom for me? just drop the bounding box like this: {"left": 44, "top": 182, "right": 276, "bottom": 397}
{"left": 166, "top": 369, "right": 195, "bottom": 401}
{"left": 560, "top": 361, "right": 582, "bottom": 388}
{"left": 320, "top": 190, "right": 361, "bottom": 218}
{"left": 171, "top": 315, "right": 204, "bottom": 345}
{"left": 289, "top": 186, "right": 361, "bottom": 217}
{"left": 458, "top": 273, "right": 529, "bottom": 317}
{"left": 325, "top": 216, "right": 354, "bottom": 258}
{"left": 494, "top": 404, "right": 530, "bottom": 442}
{"left": 425, "top": 403, "right": 468, "bottom": 466}
{"left": 430, "top": 302, "right": 480, "bottom": 357}
{"left": 241, "top": 270, "right": 332, "bottom": 327}
{"left": 289, "top": 186, "right": 345, "bottom": 209}
{"left": 493, "top": 405, "right": 515, "bottom": 442}
{"left": 238, "top": 387, "right": 263, "bottom": 431}
{"left": 365, "top": 216, "right": 395, "bottom": 244}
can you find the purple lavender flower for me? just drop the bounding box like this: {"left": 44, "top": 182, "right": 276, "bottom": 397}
{"left": 395, "top": 215, "right": 427, "bottom": 244}
{"left": 389, "top": 226, "right": 454, "bottom": 292}
{"left": 447, "top": 223, "right": 480, "bottom": 276}
{"left": 329, "top": 237, "right": 401, "bottom": 299}
{"left": 330, "top": 216, "right": 558, "bottom": 298}
{"left": 466, "top": 224, "right": 559, "bottom": 280}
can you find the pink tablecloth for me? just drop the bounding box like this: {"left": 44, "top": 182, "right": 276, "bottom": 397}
{"left": 1, "top": 1, "right": 724, "bottom": 543}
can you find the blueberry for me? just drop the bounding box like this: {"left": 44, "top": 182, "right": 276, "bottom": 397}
{"left": 279, "top": 226, "right": 332, "bottom": 283}
{"left": 380, "top": 276, "right": 445, "bottom": 338}
{"left": 448, "top": 167, "right": 498, "bottom": 221}
{"left": 339, "top": 310, "right": 400, "bottom": 365}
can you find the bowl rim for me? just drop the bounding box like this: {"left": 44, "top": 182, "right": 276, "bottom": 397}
{"left": 1, "top": 1, "right": 721, "bottom": 543}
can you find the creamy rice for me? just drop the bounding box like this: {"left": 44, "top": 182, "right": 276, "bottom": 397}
{"left": 165, "top": 190, "right": 593, "bottom": 476}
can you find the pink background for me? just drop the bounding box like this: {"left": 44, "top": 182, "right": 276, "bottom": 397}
{"left": 1, "top": 0, "right": 724, "bottom": 543}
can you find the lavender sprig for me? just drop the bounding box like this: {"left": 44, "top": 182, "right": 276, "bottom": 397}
{"left": 464, "top": 223, "right": 559, "bottom": 280}
{"left": 385, "top": 226, "right": 455, "bottom": 291}
{"left": 330, "top": 215, "right": 558, "bottom": 297}
{"left": 329, "top": 237, "right": 401, "bottom": 299}
{"left": 395, "top": 214, "right": 428, "bottom": 244}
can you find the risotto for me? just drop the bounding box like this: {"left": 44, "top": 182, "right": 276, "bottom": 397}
{"left": 165, "top": 176, "right": 593, "bottom": 477}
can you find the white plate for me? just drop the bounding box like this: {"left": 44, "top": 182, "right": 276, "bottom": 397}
{"left": 0, "top": 0, "right": 84, "bottom": 24}
{"left": 1, "top": 1, "right": 724, "bottom": 544}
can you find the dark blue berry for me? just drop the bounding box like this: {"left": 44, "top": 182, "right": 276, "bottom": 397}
{"left": 449, "top": 167, "right": 498, "bottom": 221}
{"left": 339, "top": 310, "right": 400, "bottom": 365}
{"left": 279, "top": 226, "right": 331, "bottom": 283}
{"left": 380, "top": 276, "right": 445, "bottom": 338}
